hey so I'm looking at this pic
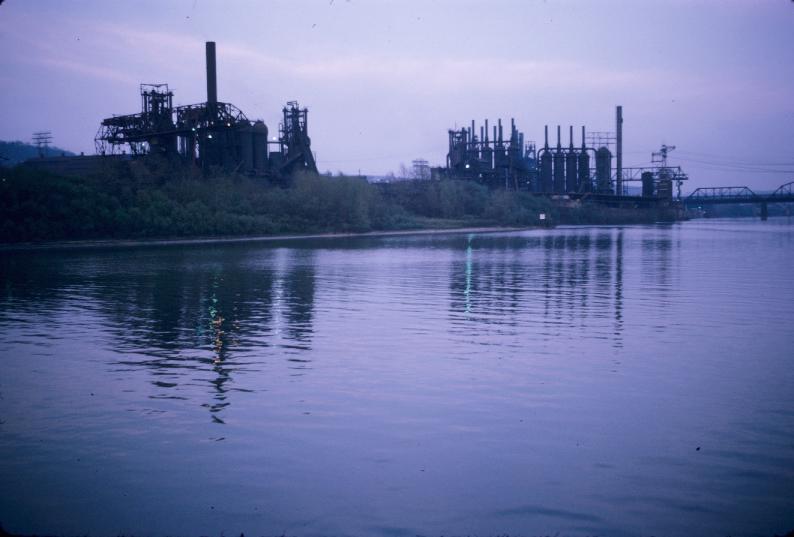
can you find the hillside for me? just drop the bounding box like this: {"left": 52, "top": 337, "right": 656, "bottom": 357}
{"left": 0, "top": 140, "right": 76, "bottom": 166}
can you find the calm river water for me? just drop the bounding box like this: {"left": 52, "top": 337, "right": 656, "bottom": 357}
{"left": 1, "top": 218, "right": 793, "bottom": 537}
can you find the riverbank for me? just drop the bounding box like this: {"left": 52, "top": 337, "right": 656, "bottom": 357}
{"left": 0, "top": 224, "right": 534, "bottom": 252}
{"left": 1, "top": 164, "right": 673, "bottom": 246}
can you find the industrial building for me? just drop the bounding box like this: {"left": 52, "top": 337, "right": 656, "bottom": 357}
{"left": 443, "top": 106, "right": 689, "bottom": 203}
{"left": 20, "top": 40, "right": 688, "bottom": 208}
{"left": 444, "top": 118, "right": 537, "bottom": 190}
{"left": 93, "top": 41, "right": 317, "bottom": 179}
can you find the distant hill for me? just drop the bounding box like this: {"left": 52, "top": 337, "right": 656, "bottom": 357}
{"left": 0, "top": 140, "right": 76, "bottom": 166}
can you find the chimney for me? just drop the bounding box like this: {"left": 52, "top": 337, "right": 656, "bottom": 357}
{"left": 616, "top": 105, "right": 623, "bottom": 195}
{"left": 206, "top": 42, "right": 217, "bottom": 105}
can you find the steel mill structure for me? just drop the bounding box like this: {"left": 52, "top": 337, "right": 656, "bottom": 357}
{"left": 24, "top": 40, "right": 693, "bottom": 208}
{"left": 442, "top": 105, "right": 690, "bottom": 203}
{"left": 94, "top": 42, "right": 317, "bottom": 179}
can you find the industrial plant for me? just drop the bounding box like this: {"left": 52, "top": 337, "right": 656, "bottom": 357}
{"left": 442, "top": 106, "right": 690, "bottom": 205}
{"left": 40, "top": 41, "right": 318, "bottom": 181}
{"left": 19, "top": 40, "right": 697, "bottom": 214}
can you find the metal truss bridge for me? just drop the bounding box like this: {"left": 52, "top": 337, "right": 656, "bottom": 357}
{"left": 684, "top": 181, "right": 794, "bottom": 219}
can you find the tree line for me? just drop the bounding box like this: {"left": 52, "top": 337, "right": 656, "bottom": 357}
{"left": 1, "top": 157, "right": 666, "bottom": 244}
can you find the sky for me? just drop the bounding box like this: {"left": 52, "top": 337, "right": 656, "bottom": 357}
{"left": 1, "top": 0, "right": 793, "bottom": 191}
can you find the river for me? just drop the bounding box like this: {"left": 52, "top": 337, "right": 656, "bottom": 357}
{"left": 1, "top": 218, "right": 793, "bottom": 537}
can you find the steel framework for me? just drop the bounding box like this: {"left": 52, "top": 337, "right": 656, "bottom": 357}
{"left": 94, "top": 41, "right": 316, "bottom": 180}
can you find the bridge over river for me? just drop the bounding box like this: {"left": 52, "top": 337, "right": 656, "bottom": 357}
{"left": 684, "top": 181, "right": 794, "bottom": 220}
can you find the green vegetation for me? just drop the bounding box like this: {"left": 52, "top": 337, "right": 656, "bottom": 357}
{"left": 0, "top": 160, "right": 557, "bottom": 243}
{"left": 0, "top": 158, "right": 667, "bottom": 244}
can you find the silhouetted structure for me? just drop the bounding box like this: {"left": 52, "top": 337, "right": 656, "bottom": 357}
{"left": 95, "top": 42, "right": 317, "bottom": 179}
{"left": 443, "top": 106, "right": 691, "bottom": 205}
{"left": 445, "top": 118, "right": 537, "bottom": 190}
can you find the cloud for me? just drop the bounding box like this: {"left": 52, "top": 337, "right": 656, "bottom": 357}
{"left": 11, "top": 13, "right": 785, "bottom": 114}
{"left": 35, "top": 57, "right": 139, "bottom": 86}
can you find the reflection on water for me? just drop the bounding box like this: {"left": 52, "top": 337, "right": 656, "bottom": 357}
{"left": 1, "top": 246, "right": 318, "bottom": 425}
{"left": 0, "top": 220, "right": 793, "bottom": 537}
{"left": 448, "top": 229, "right": 659, "bottom": 353}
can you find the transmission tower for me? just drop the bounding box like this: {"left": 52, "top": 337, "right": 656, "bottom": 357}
{"left": 32, "top": 131, "right": 53, "bottom": 158}
{"left": 652, "top": 144, "right": 676, "bottom": 167}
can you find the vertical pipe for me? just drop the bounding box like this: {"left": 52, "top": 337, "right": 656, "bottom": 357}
{"left": 566, "top": 126, "right": 577, "bottom": 193}
{"left": 206, "top": 41, "right": 217, "bottom": 105}
{"left": 544, "top": 125, "right": 549, "bottom": 149}
{"left": 485, "top": 119, "right": 489, "bottom": 142}
{"left": 616, "top": 105, "right": 623, "bottom": 196}
{"left": 556, "top": 125, "right": 561, "bottom": 149}
{"left": 579, "top": 126, "right": 590, "bottom": 192}
{"left": 498, "top": 119, "right": 503, "bottom": 145}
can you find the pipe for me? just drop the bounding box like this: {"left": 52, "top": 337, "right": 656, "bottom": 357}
{"left": 569, "top": 125, "right": 574, "bottom": 150}
{"left": 544, "top": 125, "right": 549, "bottom": 149}
{"left": 206, "top": 41, "right": 217, "bottom": 105}
{"left": 556, "top": 125, "right": 561, "bottom": 150}
{"left": 616, "top": 105, "right": 623, "bottom": 195}
{"left": 581, "top": 125, "right": 586, "bottom": 150}
{"left": 485, "top": 119, "right": 489, "bottom": 142}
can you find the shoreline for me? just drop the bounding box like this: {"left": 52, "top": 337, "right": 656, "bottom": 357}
{"left": 0, "top": 225, "right": 536, "bottom": 252}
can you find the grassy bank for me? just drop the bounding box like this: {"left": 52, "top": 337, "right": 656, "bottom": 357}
{"left": 0, "top": 162, "right": 663, "bottom": 244}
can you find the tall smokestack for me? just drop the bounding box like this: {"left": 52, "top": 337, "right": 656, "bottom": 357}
{"left": 544, "top": 125, "right": 549, "bottom": 149}
{"left": 556, "top": 125, "right": 561, "bottom": 149}
{"left": 206, "top": 41, "right": 217, "bottom": 105}
{"left": 616, "top": 105, "right": 623, "bottom": 195}
{"left": 569, "top": 125, "right": 574, "bottom": 149}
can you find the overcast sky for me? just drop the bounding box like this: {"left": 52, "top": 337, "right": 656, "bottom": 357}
{"left": 1, "top": 0, "right": 792, "bottom": 190}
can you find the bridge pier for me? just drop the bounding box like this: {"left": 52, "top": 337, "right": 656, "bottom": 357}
{"left": 761, "top": 201, "right": 768, "bottom": 221}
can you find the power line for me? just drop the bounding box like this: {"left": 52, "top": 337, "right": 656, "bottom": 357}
{"left": 673, "top": 157, "right": 794, "bottom": 174}
{"left": 32, "top": 131, "right": 53, "bottom": 158}
{"left": 675, "top": 150, "right": 794, "bottom": 167}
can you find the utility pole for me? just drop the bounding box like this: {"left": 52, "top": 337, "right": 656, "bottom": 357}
{"left": 32, "top": 131, "right": 53, "bottom": 158}
{"left": 652, "top": 144, "right": 676, "bottom": 168}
